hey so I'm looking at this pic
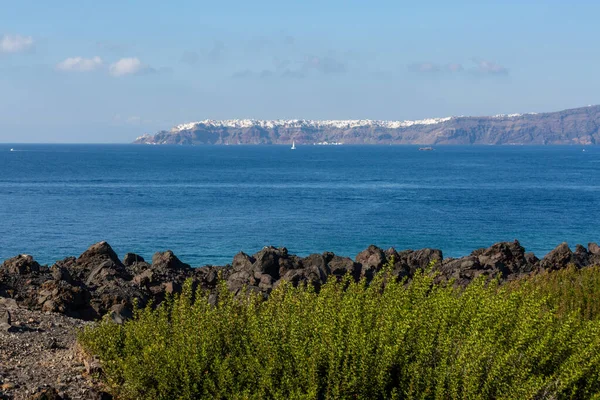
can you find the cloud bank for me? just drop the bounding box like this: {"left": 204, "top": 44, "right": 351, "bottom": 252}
{"left": 0, "top": 34, "right": 34, "bottom": 53}
{"left": 56, "top": 56, "right": 103, "bottom": 72}
{"left": 411, "top": 59, "right": 509, "bottom": 76}
{"left": 232, "top": 53, "right": 348, "bottom": 80}
{"left": 109, "top": 57, "right": 147, "bottom": 76}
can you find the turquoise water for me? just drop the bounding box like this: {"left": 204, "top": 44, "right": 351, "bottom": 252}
{"left": 1, "top": 144, "right": 599, "bottom": 266}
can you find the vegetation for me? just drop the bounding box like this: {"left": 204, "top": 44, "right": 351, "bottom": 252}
{"left": 79, "top": 262, "right": 600, "bottom": 400}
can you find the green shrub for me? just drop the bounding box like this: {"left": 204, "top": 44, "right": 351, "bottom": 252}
{"left": 79, "top": 264, "right": 600, "bottom": 400}
{"left": 510, "top": 265, "right": 600, "bottom": 321}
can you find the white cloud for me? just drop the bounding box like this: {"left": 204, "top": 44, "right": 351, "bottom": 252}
{"left": 476, "top": 60, "right": 508, "bottom": 75}
{"left": 0, "top": 34, "right": 34, "bottom": 53}
{"left": 109, "top": 57, "right": 145, "bottom": 77}
{"left": 113, "top": 114, "right": 152, "bottom": 125}
{"left": 56, "top": 56, "right": 103, "bottom": 72}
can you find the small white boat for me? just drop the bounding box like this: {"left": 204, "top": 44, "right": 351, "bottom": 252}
{"left": 10, "top": 148, "right": 14, "bottom": 152}
{"left": 291, "top": 140, "right": 296, "bottom": 150}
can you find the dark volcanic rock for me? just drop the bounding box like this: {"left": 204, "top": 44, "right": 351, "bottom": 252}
{"left": 573, "top": 244, "right": 590, "bottom": 267}
{"left": 152, "top": 250, "right": 191, "bottom": 271}
{"left": 589, "top": 242, "right": 600, "bottom": 256}
{"left": 327, "top": 254, "right": 361, "bottom": 280}
{"left": 28, "top": 387, "right": 63, "bottom": 399}
{"left": 85, "top": 260, "right": 130, "bottom": 287}
{"left": 293, "top": 254, "right": 330, "bottom": 289}
{"left": 540, "top": 242, "right": 575, "bottom": 270}
{"left": 123, "top": 252, "right": 145, "bottom": 267}
{"left": 228, "top": 247, "right": 296, "bottom": 294}
{"left": 252, "top": 247, "right": 287, "bottom": 278}
{"left": 386, "top": 248, "right": 444, "bottom": 280}
{"left": 525, "top": 252, "right": 540, "bottom": 265}
{"left": 1, "top": 255, "right": 40, "bottom": 275}
{"left": 76, "top": 242, "right": 122, "bottom": 271}
{"left": 2, "top": 239, "right": 600, "bottom": 327}
{"left": 439, "top": 256, "right": 485, "bottom": 285}
{"left": 232, "top": 252, "right": 255, "bottom": 272}
{"left": 476, "top": 240, "right": 533, "bottom": 276}
{"left": 438, "top": 241, "right": 539, "bottom": 285}
{"left": 50, "top": 265, "right": 72, "bottom": 284}
{"left": 72, "top": 241, "right": 130, "bottom": 284}
{"left": 355, "top": 245, "right": 387, "bottom": 279}
{"left": 145, "top": 251, "right": 197, "bottom": 301}
{"left": 589, "top": 243, "right": 600, "bottom": 266}
{"left": 0, "top": 308, "right": 12, "bottom": 332}
{"left": 37, "top": 280, "right": 93, "bottom": 319}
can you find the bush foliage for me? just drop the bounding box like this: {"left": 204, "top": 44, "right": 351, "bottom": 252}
{"left": 79, "top": 263, "right": 600, "bottom": 400}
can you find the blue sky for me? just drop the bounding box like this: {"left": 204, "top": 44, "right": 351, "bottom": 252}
{"left": 1, "top": 0, "right": 600, "bottom": 142}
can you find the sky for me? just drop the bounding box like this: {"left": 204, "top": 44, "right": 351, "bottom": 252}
{"left": 1, "top": 0, "right": 600, "bottom": 143}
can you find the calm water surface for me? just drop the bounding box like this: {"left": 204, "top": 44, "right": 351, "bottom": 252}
{"left": 1, "top": 144, "right": 599, "bottom": 266}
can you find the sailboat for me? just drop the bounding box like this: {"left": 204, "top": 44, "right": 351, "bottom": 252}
{"left": 291, "top": 140, "right": 296, "bottom": 150}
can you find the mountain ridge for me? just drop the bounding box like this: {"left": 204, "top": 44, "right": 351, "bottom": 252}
{"left": 133, "top": 105, "right": 600, "bottom": 145}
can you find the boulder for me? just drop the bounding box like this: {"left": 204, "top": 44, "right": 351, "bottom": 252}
{"left": 573, "top": 244, "right": 590, "bottom": 267}
{"left": 475, "top": 240, "right": 533, "bottom": 276}
{"left": 201, "top": 266, "right": 220, "bottom": 287}
{"left": 277, "top": 254, "right": 303, "bottom": 276}
{"left": 36, "top": 280, "right": 92, "bottom": 319}
{"left": 540, "top": 243, "right": 574, "bottom": 270}
{"left": 389, "top": 248, "right": 444, "bottom": 279}
{"left": 123, "top": 252, "right": 145, "bottom": 267}
{"left": 163, "top": 281, "right": 180, "bottom": 294}
{"left": 72, "top": 242, "right": 130, "bottom": 284}
{"left": 408, "top": 248, "right": 443, "bottom": 270}
{"left": 232, "top": 252, "right": 255, "bottom": 272}
{"left": 0, "top": 309, "right": 12, "bottom": 332}
{"left": 252, "top": 247, "right": 288, "bottom": 278}
{"left": 258, "top": 274, "right": 274, "bottom": 291}
{"left": 51, "top": 257, "right": 77, "bottom": 274}
{"left": 438, "top": 256, "right": 484, "bottom": 285}
{"left": 1, "top": 254, "right": 40, "bottom": 275}
{"left": 435, "top": 241, "right": 543, "bottom": 284}
{"left": 589, "top": 242, "right": 600, "bottom": 256}
{"left": 524, "top": 252, "right": 539, "bottom": 265}
{"left": 132, "top": 269, "right": 154, "bottom": 287}
{"left": 152, "top": 250, "right": 191, "bottom": 271}
{"left": 300, "top": 254, "right": 330, "bottom": 285}
{"left": 355, "top": 245, "right": 387, "bottom": 279}
{"left": 85, "top": 260, "right": 131, "bottom": 287}
{"left": 327, "top": 254, "right": 361, "bottom": 280}
{"left": 279, "top": 268, "right": 323, "bottom": 289}
{"left": 50, "top": 265, "right": 72, "bottom": 283}
{"left": 588, "top": 243, "right": 600, "bottom": 266}
{"left": 109, "top": 303, "right": 133, "bottom": 324}
{"left": 89, "top": 285, "right": 140, "bottom": 320}
{"left": 227, "top": 270, "right": 257, "bottom": 294}
{"left": 76, "top": 241, "right": 123, "bottom": 271}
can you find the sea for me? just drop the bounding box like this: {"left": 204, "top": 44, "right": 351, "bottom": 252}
{"left": 1, "top": 144, "right": 599, "bottom": 267}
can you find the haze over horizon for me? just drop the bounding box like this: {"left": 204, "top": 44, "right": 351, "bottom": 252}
{"left": 2, "top": 0, "right": 600, "bottom": 143}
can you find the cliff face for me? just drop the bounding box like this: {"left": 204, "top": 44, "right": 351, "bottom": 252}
{"left": 133, "top": 105, "right": 600, "bottom": 145}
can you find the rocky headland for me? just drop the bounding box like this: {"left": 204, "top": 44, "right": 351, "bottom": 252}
{"left": 1, "top": 240, "right": 600, "bottom": 399}
{"left": 133, "top": 105, "right": 600, "bottom": 145}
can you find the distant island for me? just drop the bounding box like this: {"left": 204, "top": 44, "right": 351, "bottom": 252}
{"left": 133, "top": 105, "right": 600, "bottom": 145}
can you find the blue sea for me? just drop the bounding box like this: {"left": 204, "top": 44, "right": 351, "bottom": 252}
{"left": 1, "top": 144, "right": 599, "bottom": 266}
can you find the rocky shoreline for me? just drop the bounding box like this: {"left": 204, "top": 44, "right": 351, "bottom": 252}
{"left": 1, "top": 240, "right": 600, "bottom": 399}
